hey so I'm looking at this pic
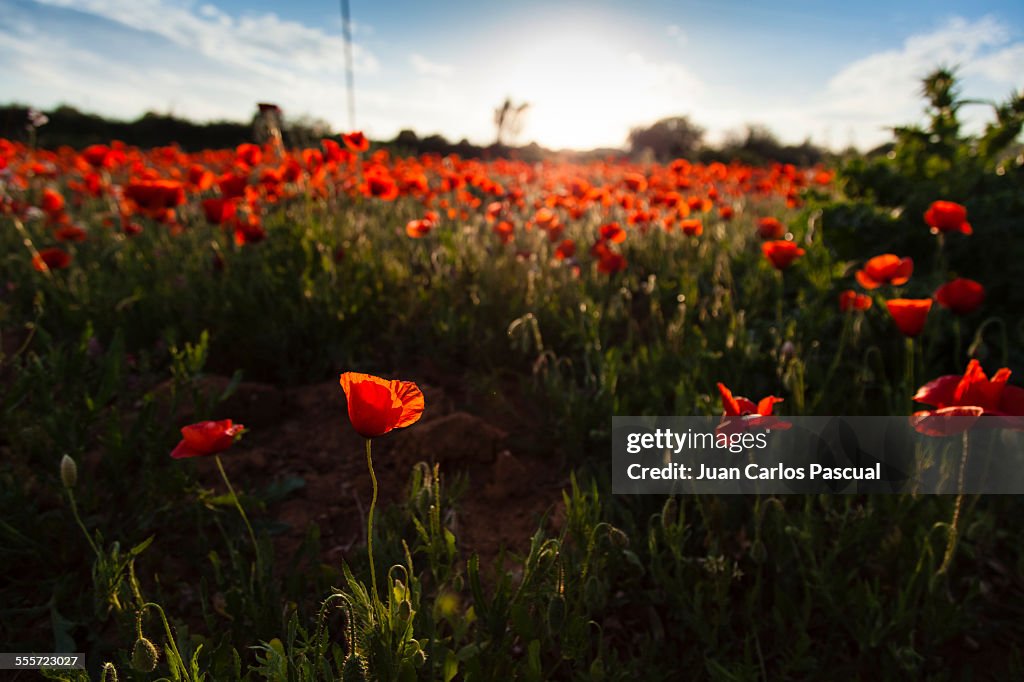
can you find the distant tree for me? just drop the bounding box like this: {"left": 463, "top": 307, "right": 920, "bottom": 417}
{"left": 707, "top": 123, "right": 826, "bottom": 166}
{"left": 494, "top": 97, "right": 530, "bottom": 146}
{"left": 628, "top": 116, "right": 704, "bottom": 161}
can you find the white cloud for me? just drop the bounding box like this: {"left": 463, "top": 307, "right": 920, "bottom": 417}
{"left": 807, "top": 15, "right": 1023, "bottom": 148}
{"left": 31, "top": 0, "right": 379, "bottom": 78}
{"left": 409, "top": 53, "right": 454, "bottom": 78}
{"left": 0, "top": 0, "right": 399, "bottom": 132}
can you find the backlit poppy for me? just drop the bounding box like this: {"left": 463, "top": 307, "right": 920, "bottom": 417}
{"left": 886, "top": 298, "right": 932, "bottom": 337}
{"left": 911, "top": 359, "right": 1024, "bottom": 435}
{"left": 924, "top": 200, "right": 971, "bottom": 235}
{"left": 40, "top": 188, "right": 65, "bottom": 216}
{"left": 838, "top": 289, "right": 872, "bottom": 312}
{"left": 406, "top": 218, "right": 433, "bottom": 238}
{"left": 493, "top": 220, "right": 515, "bottom": 244}
{"left": 170, "top": 420, "right": 244, "bottom": 459}
{"left": 32, "top": 247, "right": 71, "bottom": 271}
{"left": 855, "top": 254, "right": 913, "bottom": 290}
{"left": 55, "top": 225, "right": 88, "bottom": 242}
{"left": 757, "top": 217, "right": 784, "bottom": 240}
{"left": 623, "top": 172, "right": 647, "bottom": 192}
{"left": 935, "top": 278, "right": 984, "bottom": 315}
{"left": 81, "top": 144, "right": 113, "bottom": 168}
{"left": 339, "top": 372, "right": 424, "bottom": 438}
{"left": 914, "top": 359, "right": 1024, "bottom": 417}
{"left": 123, "top": 180, "right": 186, "bottom": 213}
{"left": 599, "top": 222, "right": 626, "bottom": 243}
{"left": 342, "top": 131, "right": 370, "bottom": 153}
{"left": 762, "top": 240, "right": 804, "bottom": 270}
{"left": 554, "top": 239, "right": 576, "bottom": 260}
{"left": 716, "top": 382, "right": 791, "bottom": 432}
{"left": 679, "top": 219, "right": 703, "bottom": 236}
{"left": 203, "top": 197, "right": 238, "bottom": 225}
{"left": 235, "top": 143, "right": 263, "bottom": 167}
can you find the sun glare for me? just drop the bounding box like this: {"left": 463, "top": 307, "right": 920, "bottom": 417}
{"left": 497, "top": 28, "right": 702, "bottom": 149}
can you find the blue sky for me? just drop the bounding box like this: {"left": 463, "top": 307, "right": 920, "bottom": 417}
{"left": 1, "top": 0, "right": 1022, "bottom": 150}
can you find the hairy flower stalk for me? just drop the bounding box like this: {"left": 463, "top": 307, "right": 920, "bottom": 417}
{"left": 365, "top": 438, "right": 380, "bottom": 606}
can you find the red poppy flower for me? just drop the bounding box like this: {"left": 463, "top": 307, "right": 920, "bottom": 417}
{"left": 554, "top": 239, "right": 576, "bottom": 260}
{"left": 32, "top": 247, "right": 71, "bottom": 271}
{"left": 911, "top": 360, "right": 1024, "bottom": 435}
{"left": 623, "top": 172, "right": 647, "bottom": 192}
{"left": 55, "top": 225, "right": 88, "bottom": 242}
{"left": 762, "top": 240, "right": 805, "bottom": 270}
{"left": 598, "top": 252, "right": 627, "bottom": 274}
{"left": 935, "top": 278, "right": 984, "bottom": 315}
{"left": 679, "top": 218, "right": 703, "bottom": 236}
{"left": 339, "top": 372, "right": 424, "bottom": 438}
{"left": 493, "top": 220, "right": 515, "bottom": 244}
{"left": 233, "top": 216, "right": 266, "bottom": 246}
{"left": 406, "top": 218, "right": 433, "bottom": 238}
{"left": 592, "top": 241, "right": 627, "bottom": 274}
{"left": 40, "top": 188, "right": 65, "bottom": 216}
{"left": 599, "top": 222, "right": 626, "bottom": 243}
{"left": 716, "top": 382, "right": 791, "bottom": 432}
{"left": 362, "top": 169, "right": 399, "bottom": 200}
{"left": 123, "top": 180, "right": 186, "bottom": 212}
{"left": 886, "top": 298, "right": 932, "bottom": 337}
{"left": 188, "top": 164, "right": 214, "bottom": 190}
{"left": 171, "top": 420, "right": 244, "bottom": 459}
{"left": 342, "top": 131, "right": 370, "bottom": 153}
{"left": 217, "top": 173, "right": 249, "bottom": 200}
{"left": 235, "top": 143, "right": 263, "bottom": 167}
{"left": 838, "top": 289, "right": 872, "bottom": 312}
{"left": 81, "top": 144, "right": 113, "bottom": 168}
{"left": 757, "top": 217, "right": 784, "bottom": 240}
{"left": 203, "top": 197, "right": 238, "bottom": 225}
{"left": 924, "top": 200, "right": 971, "bottom": 235}
{"left": 914, "top": 359, "right": 1024, "bottom": 417}
{"left": 855, "top": 254, "right": 913, "bottom": 290}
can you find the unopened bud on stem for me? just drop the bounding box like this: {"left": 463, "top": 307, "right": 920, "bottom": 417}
{"left": 60, "top": 454, "right": 78, "bottom": 489}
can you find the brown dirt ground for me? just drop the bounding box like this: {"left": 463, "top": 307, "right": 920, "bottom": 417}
{"left": 171, "top": 371, "right": 571, "bottom": 576}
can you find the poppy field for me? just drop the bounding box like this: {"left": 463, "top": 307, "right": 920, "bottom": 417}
{"left": 2, "top": 73, "right": 1024, "bottom": 680}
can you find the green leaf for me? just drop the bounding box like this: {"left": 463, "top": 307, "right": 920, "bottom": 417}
{"left": 443, "top": 650, "right": 459, "bottom": 682}
{"left": 130, "top": 535, "right": 155, "bottom": 556}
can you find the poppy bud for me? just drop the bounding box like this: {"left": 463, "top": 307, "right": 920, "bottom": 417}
{"left": 60, "top": 454, "right": 77, "bottom": 489}
{"left": 607, "top": 526, "right": 629, "bottom": 548}
{"left": 131, "top": 637, "right": 159, "bottom": 673}
{"left": 396, "top": 599, "right": 412, "bottom": 623}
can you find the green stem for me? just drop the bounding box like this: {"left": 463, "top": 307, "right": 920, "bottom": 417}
{"left": 952, "top": 317, "right": 962, "bottom": 365}
{"left": 775, "top": 270, "right": 784, "bottom": 329}
{"left": 67, "top": 489, "right": 100, "bottom": 557}
{"left": 215, "top": 455, "right": 261, "bottom": 571}
{"left": 938, "top": 429, "right": 969, "bottom": 575}
{"left": 904, "top": 337, "right": 916, "bottom": 405}
{"left": 366, "top": 438, "right": 380, "bottom": 606}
